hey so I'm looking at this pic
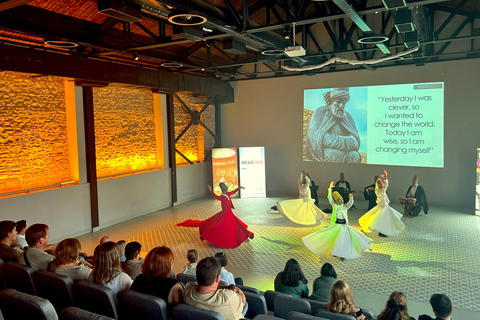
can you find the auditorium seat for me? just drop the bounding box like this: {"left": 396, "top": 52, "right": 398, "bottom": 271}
{"left": 305, "top": 298, "right": 326, "bottom": 314}
{"left": 36, "top": 270, "right": 75, "bottom": 312}
{"left": 0, "top": 289, "right": 58, "bottom": 320}
{"left": 244, "top": 291, "right": 268, "bottom": 319}
{"left": 264, "top": 290, "right": 287, "bottom": 312}
{"left": 273, "top": 294, "right": 311, "bottom": 319}
{"left": 176, "top": 272, "right": 197, "bottom": 284}
{"left": 237, "top": 284, "right": 260, "bottom": 294}
{"left": 171, "top": 303, "right": 226, "bottom": 320}
{"left": 118, "top": 290, "right": 168, "bottom": 320}
{"left": 286, "top": 311, "right": 329, "bottom": 320}
{"left": 59, "top": 307, "right": 115, "bottom": 320}
{"left": 0, "top": 258, "right": 6, "bottom": 292}
{"left": 2, "top": 261, "right": 37, "bottom": 295}
{"left": 74, "top": 280, "right": 118, "bottom": 319}
{"left": 253, "top": 315, "right": 284, "bottom": 320}
{"left": 315, "top": 309, "right": 356, "bottom": 320}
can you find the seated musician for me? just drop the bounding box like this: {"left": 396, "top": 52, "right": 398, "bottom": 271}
{"left": 335, "top": 173, "right": 351, "bottom": 203}
{"left": 403, "top": 175, "right": 429, "bottom": 216}
{"left": 363, "top": 175, "right": 378, "bottom": 211}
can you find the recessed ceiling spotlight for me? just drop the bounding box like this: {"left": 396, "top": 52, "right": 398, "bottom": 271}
{"left": 261, "top": 49, "right": 285, "bottom": 56}
{"left": 44, "top": 40, "right": 78, "bottom": 48}
{"left": 168, "top": 13, "right": 207, "bottom": 26}
{"left": 357, "top": 34, "right": 389, "bottom": 44}
{"left": 161, "top": 62, "right": 184, "bottom": 68}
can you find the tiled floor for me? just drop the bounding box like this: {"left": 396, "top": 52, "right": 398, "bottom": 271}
{"left": 76, "top": 196, "right": 480, "bottom": 319}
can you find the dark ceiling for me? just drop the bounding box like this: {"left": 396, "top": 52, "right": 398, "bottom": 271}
{"left": 0, "top": 0, "right": 479, "bottom": 80}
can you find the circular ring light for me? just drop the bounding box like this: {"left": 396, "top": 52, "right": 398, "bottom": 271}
{"left": 44, "top": 40, "right": 78, "bottom": 48}
{"left": 168, "top": 13, "right": 207, "bottom": 26}
{"left": 161, "top": 62, "right": 184, "bottom": 68}
{"left": 357, "top": 34, "right": 389, "bottom": 44}
{"left": 261, "top": 49, "right": 285, "bottom": 56}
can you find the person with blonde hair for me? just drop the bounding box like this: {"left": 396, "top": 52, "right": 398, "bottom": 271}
{"left": 359, "top": 170, "right": 405, "bottom": 237}
{"left": 54, "top": 238, "right": 92, "bottom": 281}
{"left": 132, "top": 246, "right": 183, "bottom": 305}
{"left": 88, "top": 241, "right": 132, "bottom": 294}
{"left": 377, "top": 291, "right": 415, "bottom": 320}
{"left": 326, "top": 280, "right": 365, "bottom": 320}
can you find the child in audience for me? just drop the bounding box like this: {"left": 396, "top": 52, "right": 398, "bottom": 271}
{"left": 182, "top": 249, "right": 198, "bottom": 276}
{"left": 274, "top": 258, "right": 309, "bottom": 298}
{"left": 131, "top": 246, "right": 183, "bottom": 305}
{"left": 54, "top": 238, "right": 92, "bottom": 281}
{"left": 214, "top": 252, "right": 235, "bottom": 285}
{"left": 117, "top": 240, "right": 126, "bottom": 262}
{"left": 15, "top": 220, "right": 28, "bottom": 250}
{"left": 88, "top": 242, "right": 132, "bottom": 294}
{"left": 310, "top": 263, "right": 337, "bottom": 302}
{"left": 377, "top": 291, "right": 415, "bottom": 320}
{"left": 326, "top": 280, "right": 365, "bottom": 320}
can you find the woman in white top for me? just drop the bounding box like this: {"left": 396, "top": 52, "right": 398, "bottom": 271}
{"left": 88, "top": 241, "right": 132, "bottom": 294}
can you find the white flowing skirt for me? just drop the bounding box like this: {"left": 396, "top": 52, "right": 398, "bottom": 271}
{"left": 359, "top": 205, "right": 405, "bottom": 236}
{"left": 277, "top": 199, "right": 325, "bottom": 225}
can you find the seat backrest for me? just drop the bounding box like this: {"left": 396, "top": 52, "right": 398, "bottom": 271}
{"left": 359, "top": 308, "right": 374, "bottom": 319}
{"left": 244, "top": 291, "right": 267, "bottom": 319}
{"left": 0, "top": 258, "right": 6, "bottom": 292}
{"left": 171, "top": 303, "right": 226, "bottom": 320}
{"left": 315, "top": 309, "right": 356, "bottom": 320}
{"left": 2, "top": 261, "right": 37, "bottom": 295}
{"left": 253, "top": 315, "right": 285, "bottom": 320}
{"left": 118, "top": 290, "right": 168, "bottom": 320}
{"left": 274, "top": 294, "right": 311, "bottom": 318}
{"left": 176, "top": 272, "right": 197, "bottom": 285}
{"left": 264, "top": 290, "right": 281, "bottom": 311}
{"left": 36, "top": 270, "right": 75, "bottom": 312}
{"left": 305, "top": 298, "right": 326, "bottom": 314}
{"left": 74, "top": 280, "right": 118, "bottom": 319}
{"left": 286, "top": 311, "right": 329, "bottom": 320}
{"left": 236, "top": 284, "right": 260, "bottom": 294}
{"left": 59, "top": 307, "right": 115, "bottom": 320}
{"left": 0, "top": 289, "right": 58, "bottom": 320}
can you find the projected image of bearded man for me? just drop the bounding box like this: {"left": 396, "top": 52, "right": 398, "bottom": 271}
{"left": 306, "top": 88, "right": 361, "bottom": 163}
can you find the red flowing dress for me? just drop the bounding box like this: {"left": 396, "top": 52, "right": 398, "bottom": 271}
{"left": 179, "top": 188, "right": 254, "bottom": 248}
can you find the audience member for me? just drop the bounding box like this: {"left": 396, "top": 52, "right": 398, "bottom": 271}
{"left": 117, "top": 240, "right": 126, "bottom": 262}
{"left": 131, "top": 246, "right": 183, "bottom": 305}
{"left": 214, "top": 252, "right": 235, "bottom": 285}
{"left": 18, "top": 223, "right": 54, "bottom": 271}
{"left": 404, "top": 175, "right": 429, "bottom": 216}
{"left": 184, "top": 257, "right": 246, "bottom": 320}
{"left": 121, "top": 241, "right": 143, "bottom": 280}
{"left": 0, "top": 220, "right": 19, "bottom": 263}
{"left": 88, "top": 241, "right": 132, "bottom": 294}
{"left": 15, "top": 220, "right": 28, "bottom": 250}
{"left": 419, "top": 294, "right": 453, "bottom": 320}
{"left": 363, "top": 176, "right": 378, "bottom": 211}
{"left": 274, "top": 258, "right": 309, "bottom": 298}
{"left": 377, "top": 291, "right": 415, "bottom": 320}
{"left": 54, "top": 238, "right": 92, "bottom": 281}
{"left": 326, "top": 280, "right": 365, "bottom": 320}
{"left": 99, "top": 235, "right": 112, "bottom": 244}
{"left": 309, "top": 262, "right": 337, "bottom": 302}
{"left": 335, "top": 172, "right": 352, "bottom": 203}
{"left": 181, "top": 249, "right": 198, "bottom": 276}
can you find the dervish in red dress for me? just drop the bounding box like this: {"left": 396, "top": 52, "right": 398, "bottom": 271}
{"left": 178, "top": 183, "right": 254, "bottom": 248}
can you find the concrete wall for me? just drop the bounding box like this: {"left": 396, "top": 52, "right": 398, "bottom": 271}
{"left": 221, "top": 59, "right": 480, "bottom": 210}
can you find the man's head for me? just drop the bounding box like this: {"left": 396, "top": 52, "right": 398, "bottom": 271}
{"left": 196, "top": 257, "right": 221, "bottom": 286}
{"left": 0, "top": 220, "right": 17, "bottom": 243}
{"left": 16, "top": 220, "right": 27, "bottom": 234}
{"left": 430, "top": 294, "right": 452, "bottom": 319}
{"left": 412, "top": 175, "right": 419, "bottom": 185}
{"left": 25, "top": 223, "right": 49, "bottom": 248}
{"left": 340, "top": 173, "right": 345, "bottom": 181}
{"left": 125, "top": 241, "right": 142, "bottom": 260}
{"left": 332, "top": 191, "right": 343, "bottom": 205}
{"left": 219, "top": 182, "right": 228, "bottom": 194}
{"left": 324, "top": 88, "right": 350, "bottom": 120}
{"left": 99, "top": 235, "right": 112, "bottom": 244}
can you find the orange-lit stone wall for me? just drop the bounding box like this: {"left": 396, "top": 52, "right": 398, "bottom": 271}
{"left": 0, "top": 71, "right": 71, "bottom": 194}
{"left": 93, "top": 86, "right": 159, "bottom": 177}
{"left": 174, "top": 92, "right": 215, "bottom": 166}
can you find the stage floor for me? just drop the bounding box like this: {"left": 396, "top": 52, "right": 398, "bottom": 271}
{"left": 77, "top": 196, "right": 480, "bottom": 318}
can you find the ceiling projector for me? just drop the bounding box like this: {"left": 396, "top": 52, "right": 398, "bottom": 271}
{"left": 285, "top": 46, "right": 306, "bottom": 57}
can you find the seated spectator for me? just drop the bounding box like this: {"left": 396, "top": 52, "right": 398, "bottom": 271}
{"left": 404, "top": 175, "right": 429, "bottom": 216}
{"left": 181, "top": 249, "right": 198, "bottom": 276}
{"left": 54, "top": 238, "right": 92, "bottom": 281}
{"left": 335, "top": 172, "right": 352, "bottom": 203}
{"left": 363, "top": 176, "right": 378, "bottom": 211}
{"left": 214, "top": 252, "right": 235, "bottom": 285}
{"left": 18, "top": 223, "right": 54, "bottom": 271}
{"left": 0, "top": 220, "right": 19, "bottom": 263}
{"left": 121, "top": 241, "right": 143, "bottom": 281}
{"left": 15, "top": 220, "right": 28, "bottom": 250}
{"left": 88, "top": 242, "right": 132, "bottom": 295}
{"left": 377, "top": 291, "right": 415, "bottom": 320}
{"left": 326, "top": 280, "right": 365, "bottom": 320}
{"left": 117, "top": 240, "right": 126, "bottom": 262}
{"left": 309, "top": 262, "right": 337, "bottom": 302}
{"left": 131, "top": 246, "right": 183, "bottom": 304}
{"left": 184, "top": 257, "right": 246, "bottom": 320}
{"left": 99, "top": 235, "right": 112, "bottom": 244}
{"left": 419, "top": 294, "right": 453, "bottom": 320}
{"left": 274, "top": 258, "right": 309, "bottom": 298}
